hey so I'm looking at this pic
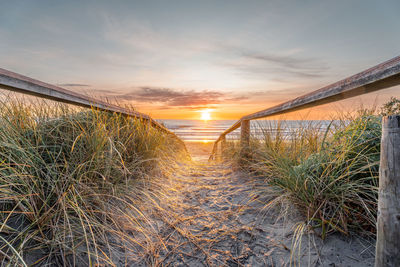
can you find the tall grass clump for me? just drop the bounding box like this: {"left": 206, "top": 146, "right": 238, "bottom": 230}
{"left": 0, "top": 97, "right": 187, "bottom": 266}
{"left": 229, "top": 98, "right": 400, "bottom": 238}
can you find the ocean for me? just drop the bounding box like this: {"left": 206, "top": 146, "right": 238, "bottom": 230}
{"left": 158, "top": 119, "right": 332, "bottom": 143}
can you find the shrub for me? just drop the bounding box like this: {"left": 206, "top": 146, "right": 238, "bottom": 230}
{"left": 278, "top": 115, "right": 381, "bottom": 237}
{"left": 0, "top": 99, "right": 186, "bottom": 266}
{"left": 230, "top": 105, "right": 390, "bottom": 237}
{"left": 380, "top": 97, "right": 400, "bottom": 116}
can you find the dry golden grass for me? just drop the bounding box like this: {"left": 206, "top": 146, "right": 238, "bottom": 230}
{"left": 0, "top": 96, "right": 188, "bottom": 266}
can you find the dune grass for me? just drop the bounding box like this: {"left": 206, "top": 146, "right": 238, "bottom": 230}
{"left": 226, "top": 98, "right": 400, "bottom": 239}
{"left": 0, "top": 97, "right": 187, "bottom": 266}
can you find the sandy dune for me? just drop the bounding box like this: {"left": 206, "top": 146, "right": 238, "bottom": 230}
{"left": 184, "top": 141, "right": 215, "bottom": 162}
{"left": 127, "top": 142, "right": 375, "bottom": 266}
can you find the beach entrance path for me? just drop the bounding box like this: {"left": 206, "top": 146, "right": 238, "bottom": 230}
{"left": 133, "top": 150, "right": 374, "bottom": 266}
{"left": 141, "top": 161, "right": 294, "bottom": 266}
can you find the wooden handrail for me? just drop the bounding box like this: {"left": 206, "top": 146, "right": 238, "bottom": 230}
{"left": 208, "top": 56, "right": 400, "bottom": 266}
{"left": 375, "top": 115, "right": 400, "bottom": 265}
{"left": 210, "top": 55, "right": 400, "bottom": 159}
{"left": 0, "top": 68, "right": 187, "bottom": 149}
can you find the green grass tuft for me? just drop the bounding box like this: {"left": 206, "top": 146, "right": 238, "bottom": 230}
{"left": 227, "top": 99, "right": 400, "bottom": 238}
{"left": 0, "top": 97, "right": 187, "bottom": 266}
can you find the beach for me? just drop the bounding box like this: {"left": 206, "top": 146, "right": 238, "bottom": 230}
{"left": 129, "top": 141, "right": 375, "bottom": 266}
{"left": 184, "top": 141, "right": 214, "bottom": 161}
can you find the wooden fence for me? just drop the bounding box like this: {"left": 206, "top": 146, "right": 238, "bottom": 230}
{"left": 209, "top": 55, "right": 400, "bottom": 266}
{"left": 0, "top": 67, "right": 187, "bottom": 150}
{"left": 210, "top": 56, "right": 400, "bottom": 159}
{"left": 1, "top": 57, "right": 399, "bottom": 265}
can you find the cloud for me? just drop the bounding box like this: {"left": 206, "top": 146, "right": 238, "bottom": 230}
{"left": 244, "top": 52, "right": 329, "bottom": 78}
{"left": 58, "top": 83, "right": 90, "bottom": 87}
{"left": 219, "top": 46, "right": 330, "bottom": 80}
{"left": 95, "top": 86, "right": 250, "bottom": 109}
{"left": 242, "top": 52, "right": 319, "bottom": 70}
{"left": 118, "top": 87, "right": 225, "bottom": 107}
{"left": 225, "top": 96, "right": 249, "bottom": 101}
{"left": 134, "top": 87, "right": 188, "bottom": 102}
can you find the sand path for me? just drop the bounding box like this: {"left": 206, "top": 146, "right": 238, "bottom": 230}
{"left": 152, "top": 162, "right": 281, "bottom": 266}
{"left": 134, "top": 159, "right": 375, "bottom": 266}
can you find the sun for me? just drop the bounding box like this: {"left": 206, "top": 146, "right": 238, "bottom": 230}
{"left": 200, "top": 110, "right": 211, "bottom": 121}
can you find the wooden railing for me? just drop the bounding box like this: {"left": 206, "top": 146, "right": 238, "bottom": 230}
{"left": 0, "top": 68, "right": 187, "bottom": 150}
{"left": 209, "top": 55, "right": 400, "bottom": 266}
{"left": 1, "top": 58, "right": 399, "bottom": 265}
{"left": 210, "top": 55, "right": 400, "bottom": 160}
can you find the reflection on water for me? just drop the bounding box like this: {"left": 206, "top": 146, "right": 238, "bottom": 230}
{"left": 158, "top": 119, "right": 332, "bottom": 143}
{"left": 158, "top": 120, "right": 238, "bottom": 142}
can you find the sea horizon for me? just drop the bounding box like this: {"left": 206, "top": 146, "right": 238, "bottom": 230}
{"left": 159, "top": 119, "right": 332, "bottom": 142}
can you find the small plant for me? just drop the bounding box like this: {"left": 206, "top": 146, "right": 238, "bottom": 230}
{"left": 0, "top": 96, "right": 186, "bottom": 266}
{"left": 380, "top": 97, "right": 400, "bottom": 116}
{"left": 228, "top": 104, "right": 391, "bottom": 238}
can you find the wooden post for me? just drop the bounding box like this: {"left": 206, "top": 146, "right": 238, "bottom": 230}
{"left": 240, "top": 120, "right": 250, "bottom": 157}
{"left": 221, "top": 135, "right": 226, "bottom": 152}
{"left": 375, "top": 115, "right": 400, "bottom": 267}
{"left": 219, "top": 135, "right": 226, "bottom": 160}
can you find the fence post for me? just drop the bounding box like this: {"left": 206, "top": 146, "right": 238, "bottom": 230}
{"left": 375, "top": 115, "right": 400, "bottom": 267}
{"left": 220, "top": 135, "right": 226, "bottom": 159}
{"left": 221, "top": 134, "right": 226, "bottom": 151}
{"left": 240, "top": 120, "right": 250, "bottom": 157}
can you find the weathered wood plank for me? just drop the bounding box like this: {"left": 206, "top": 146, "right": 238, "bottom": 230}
{"left": 210, "top": 55, "right": 400, "bottom": 160}
{"left": 375, "top": 115, "right": 400, "bottom": 267}
{"left": 216, "top": 134, "right": 226, "bottom": 161}
{"left": 240, "top": 119, "right": 250, "bottom": 156}
{"left": 0, "top": 68, "right": 185, "bottom": 147}
{"left": 243, "top": 56, "right": 400, "bottom": 121}
{"left": 0, "top": 68, "right": 148, "bottom": 117}
{"left": 220, "top": 135, "right": 226, "bottom": 154}
{"left": 209, "top": 120, "right": 241, "bottom": 159}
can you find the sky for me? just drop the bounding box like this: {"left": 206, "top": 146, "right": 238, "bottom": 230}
{"left": 1, "top": 0, "right": 399, "bottom": 120}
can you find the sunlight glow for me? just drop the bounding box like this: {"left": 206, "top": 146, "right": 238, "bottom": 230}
{"left": 200, "top": 110, "right": 211, "bottom": 121}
